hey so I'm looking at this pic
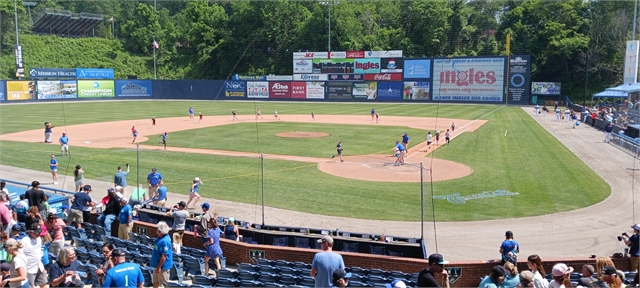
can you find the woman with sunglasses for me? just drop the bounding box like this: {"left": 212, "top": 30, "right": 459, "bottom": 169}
{"left": 0, "top": 239, "right": 28, "bottom": 288}
{"left": 49, "top": 247, "right": 83, "bottom": 287}
{"left": 96, "top": 243, "right": 115, "bottom": 286}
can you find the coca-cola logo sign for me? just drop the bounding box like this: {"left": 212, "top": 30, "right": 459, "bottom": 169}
{"left": 364, "top": 73, "right": 403, "bottom": 81}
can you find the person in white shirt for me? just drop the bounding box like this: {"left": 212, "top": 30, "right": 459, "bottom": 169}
{"left": 1, "top": 238, "right": 28, "bottom": 288}
{"left": 20, "top": 223, "right": 47, "bottom": 287}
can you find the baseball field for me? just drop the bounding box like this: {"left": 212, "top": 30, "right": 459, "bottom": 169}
{"left": 0, "top": 100, "right": 610, "bottom": 222}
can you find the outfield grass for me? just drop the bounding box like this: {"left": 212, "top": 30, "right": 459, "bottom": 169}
{"left": 0, "top": 100, "right": 610, "bottom": 221}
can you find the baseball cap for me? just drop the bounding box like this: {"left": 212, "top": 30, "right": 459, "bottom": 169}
{"left": 111, "top": 249, "right": 126, "bottom": 257}
{"left": 48, "top": 208, "right": 57, "bottom": 215}
{"left": 317, "top": 235, "right": 334, "bottom": 245}
{"left": 195, "top": 177, "right": 200, "bottom": 182}
{"left": 83, "top": 185, "right": 92, "bottom": 191}
{"left": 332, "top": 269, "right": 352, "bottom": 286}
{"left": 38, "top": 225, "right": 47, "bottom": 237}
{"left": 61, "top": 205, "right": 69, "bottom": 210}
{"left": 201, "top": 203, "right": 210, "bottom": 209}
{"left": 552, "top": 263, "right": 574, "bottom": 277}
{"left": 11, "top": 224, "right": 21, "bottom": 231}
{"left": 520, "top": 271, "right": 534, "bottom": 282}
{"left": 632, "top": 224, "right": 640, "bottom": 231}
{"left": 602, "top": 266, "right": 617, "bottom": 275}
{"left": 492, "top": 265, "right": 507, "bottom": 277}
{"left": 28, "top": 223, "right": 42, "bottom": 234}
{"left": 178, "top": 201, "right": 186, "bottom": 207}
{"left": 107, "top": 187, "right": 115, "bottom": 193}
{"left": 428, "top": 253, "right": 449, "bottom": 265}
{"left": 152, "top": 168, "right": 157, "bottom": 171}
{"left": 0, "top": 263, "right": 10, "bottom": 272}
{"left": 386, "top": 280, "right": 407, "bottom": 288}
{"left": 119, "top": 197, "right": 128, "bottom": 203}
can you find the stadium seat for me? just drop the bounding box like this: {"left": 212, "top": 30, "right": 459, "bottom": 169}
{"left": 292, "top": 262, "right": 311, "bottom": 270}
{"left": 239, "top": 263, "right": 259, "bottom": 272}
{"left": 183, "top": 257, "right": 205, "bottom": 277}
{"left": 389, "top": 271, "right": 409, "bottom": 280}
{"left": 279, "top": 267, "right": 300, "bottom": 276}
{"left": 387, "top": 250, "right": 404, "bottom": 257}
{"left": 189, "top": 249, "right": 206, "bottom": 259}
{"left": 342, "top": 242, "right": 359, "bottom": 253}
{"left": 272, "top": 237, "right": 288, "bottom": 247}
{"left": 128, "top": 232, "right": 141, "bottom": 243}
{"left": 294, "top": 237, "right": 310, "bottom": 249}
{"left": 243, "top": 237, "right": 257, "bottom": 244}
{"left": 298, "top": 275, "right": 315, "bottom": 286}
{"left": 141, "top": 266, "right": 154, "bottom": 287}
{"left": 369, "top": 269, "right": 388, "bottom": 278}
{"left": 275, "top": 260, "right": 292, "bottom": 268}
{"left": 348, "top": 267, "right": 369, "bottom": 277}
{"left": 238, "top": 270, "right": 260, "bottom": 281}
{"left": 258, "top": 264, "right": 279, "bottom": 275}
{"left": 258, "top": 272, "right": 279, "bottom": 284}
{"left": 258, "top": 259, "right": 275, "bottom": 266}
{"left": 217, "top": 268, "right": 237, "bottom": 279}
{"left": 215, "top": 277, "right": 238, "bottom": 287}
{"left": 278, "top": 274, "right": 299, "bottom": 286}
{"left": 192, "top": 275, "right": 216, "bottom": 286}
{"left": 170, "top": 263, "right": 185, "bottom": 283}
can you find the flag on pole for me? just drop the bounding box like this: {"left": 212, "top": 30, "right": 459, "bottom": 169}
{"left": 109, "top": 16, "right": 114, "bottom": 22}
{"left": 153, "top": 40, "right": 159, "bottom": 49}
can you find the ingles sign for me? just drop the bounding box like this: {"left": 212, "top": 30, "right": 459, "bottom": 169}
{"left": 354, "top": 59, "right": 381, "bottom": 74}
{"left": 432, "top": 58, "right": 505, "bottom": 102}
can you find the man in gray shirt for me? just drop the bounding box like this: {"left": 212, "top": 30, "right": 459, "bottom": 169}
{"left": 168, "top": 201, "right": 189, "bottom": 246}
{"left": 114, "top": 164, "right": 130, "bottom": 196}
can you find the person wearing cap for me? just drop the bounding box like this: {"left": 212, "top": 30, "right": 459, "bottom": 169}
{"left": 519, "top": 271, "right": 535, "bottom": 288}
{"left": 58, "top": 132, "right": 69, "bottom": 156}
{"left": 169, "top": 201, "right": 189, "bottom": 246}
{"left": 150, "top": 221, "right": 173, "bottom": 288}
{"left": 25, "top": 181, "right": 46, "bottom": 219}
{"left": 479, "top": 265, "right": 507, "bottom": 288}
{"left": 103, "top": 248, "right": 145, "bottom": 288}
{"left": 129, "top": 184, "right": 147, "bottom": 207}
{"left": 186, "top": 177, "right": 203, "bottom": 209}
{"left": 332, "top": 140, "right": 344, "bottom": 162}
{"left": 623, "top": 224, "right": 640, "bottom": 271}
{"left": 97, "top": 188, "right": 121, "bottom": 235}
{"left": 578, "top": 265, "right": 598, "bottom": 287}
{"left": 118, "top": 197, "right": 133, "bottom": 240}
{"left": 20, "top": 223, "right": 48, "bottom": 287}
{"left": 44, "top": 121, "right": 54, "bottom": 143}
{"left": 332, "top": 268, "right": 351, "bottom": 288}
{"left": 311, "top": 235, "right": 345, "bottom": 288}
{"left": 602, "top": 266, "right": 622, "bottom": 288}
{"left": 0, "top": 262, "right": 10, "bottom": 282}
{"left": 45, "top": 209, "right": 65, "bottom": 258}
{"left": 500, "top": 230, "right": 519, "bottom": 265}
{"left": 1, "top": 238, "right": 28, "bottom": 287}
{"left": 147, "top": 168, "right": 163, "bottom": 199}
{"left": 68, "top": 185, "right": 95, "bottom": 228}
{"left": 196, "top": 202, "right": 215, "bottom": 237}
{"left": 549, "top": 263, "right": 573, "bottom": 288}
{"left": 10, "top": 224, "right": 25, "bottom": 241}
{"left": 49, "top": 247, "right": 83, "bottom": 287}
{"left": 114, "top": 165, "right": 130, "bottom": 197}
{"left": 418, "top": 253, "right": 450, "bottom": 288}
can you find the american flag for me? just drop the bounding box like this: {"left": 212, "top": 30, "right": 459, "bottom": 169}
{"left": 153, "top": 40, "right": 159, "bottom": 49}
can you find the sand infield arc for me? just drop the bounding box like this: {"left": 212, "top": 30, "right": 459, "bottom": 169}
{"left": 0, "top": 114, "right": 485, "bottom": 183}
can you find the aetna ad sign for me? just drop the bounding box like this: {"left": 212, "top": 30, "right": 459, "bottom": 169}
{"left": 354, "top": 59, "right": 381, "bottom": 74}
{"left": 269, "top": 82, "right": 291, "bottom": 98}
{"left": 432, "top": 58, "right": 505, "bottom": 102}
{"left": 364, "top": 73, "right": 403, "bottom": 81}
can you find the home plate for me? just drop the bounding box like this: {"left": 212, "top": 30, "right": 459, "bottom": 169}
{"left": 84, "top": 141, "right": 90, "bottom": 144}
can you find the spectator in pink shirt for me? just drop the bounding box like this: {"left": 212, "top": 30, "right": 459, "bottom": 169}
{"left": 0, "top": 194, "right": 12, "bottom": 231}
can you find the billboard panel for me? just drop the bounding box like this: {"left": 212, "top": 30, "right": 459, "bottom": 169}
{"left": 346, "top": 51, "right": 365, "bottom": 58}
{"left": 508, "top": 55, "right": 531, "bottom": 103}
{"left": 312, "top": 59, "right": 354, "bottom": 74}
{"left": 76, "top": 68, "right": 115, "bottom": 79}
{"left": 329, "top": 51, "right": 347, "bottom": 58}
{"left": 293, "top": 52, "right": 329, "bottom": 59}
{"left": 29, "top": 68, "right": 76, "bottom": 79}
{"left": 403, "top": 82, "right": 430, "bottom": 100}
{"left": 293, "top": 74, "right": 328, "bottom": 81}
{"left": 625, "top": 41, "right": 640, "bottom": 84}
{"left": 37, "top": 80, "right": 78, "bottom": 99}
{"left": 327, "top": 82, "right": 352, "bottom": 99}
{"left": 365, "top": 50, "right": 402, "bottom": 58}
{"left": 531, "top": 82, "right": 561, "bottom": 95}
{"left": 14, "top": 45, "right": 24, "bottom": 78}
{"left": 432, "top": 58, "right": 505, "bottom": 102}
{"left": 247, "top": 81, "right": 269, "bottom": 98}
{"left": 224, "top": 81, "right": 246, "bottom": 98}
{"left": 354, "top": 59, "right": 381, "bottom": 74}
{"left": 6, "top": 81, "right": 34, "bottom": 101}
{"left": 306, "top": 82, "right": 325, "bottom": 99}
{"left": 328, "top": 74, "right": 364, "bottom": 81}
{"left": 77, "top": 80, "right": 115, "bottom": 98}
{"left": 364, "top": 73, "right": 403, "bottom": 81}
{"left": 293, "top": 59, "right": 313, "bottom": 74}
{"left": 380, "top": 58, "right": 404, "bottom": 73}
{"left": 0, "top": 81, "right": 5, "bottom": 100}
{"left": 377, "top": 82, "right": 403, "bottom": 100}
{"left": 115, "top": 80, "right": 152, "bottom": 97}
{"left": 269, "top": 82, "right": 291, "bottom": 98}
{"left": 352, "top": 82, "right": 378, "bottom": 100}
{"left": 404, "top": 59, "right": 431, "bottom": 79}
{"left": 291, "top": 82, "right": 306, "bottom": 99}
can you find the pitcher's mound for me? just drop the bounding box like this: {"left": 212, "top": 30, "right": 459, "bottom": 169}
{"left": 276, "top": 132, "right": 330, "bottom": 138}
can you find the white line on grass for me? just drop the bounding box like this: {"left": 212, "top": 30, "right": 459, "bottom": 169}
{"left": 505, "top": 130, "right": 508, "bottom": 136}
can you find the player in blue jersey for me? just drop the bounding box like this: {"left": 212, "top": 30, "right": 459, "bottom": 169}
{"left": 186, "top": 177, "right": 203, "bottom": 209}
{"left": 50, "top": 154, "right": 58, "bottom": 184}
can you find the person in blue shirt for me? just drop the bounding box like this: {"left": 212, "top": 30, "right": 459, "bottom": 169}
{"left": 154, "top": 185, "right": 168, "bottom": 207}
{"left": 624, "top": 224, "right": 640, "bottom": 271}
{"left": 49, "top": 154, "right": 58, "bottom": 185}
{"left": 500, "top": 230, "right": 519, "bottom": 265}
{"left": 189, "top": 107, "right": 195, "bottom": 121}
{"left": 59, "top": 132, "right": 69, "bottom": 156}
{"left": 102, "top": 248, "right": 144, "bottom": 288}
{"left": 147, "top": 168, "right": 163, "bottom": 200}
{"left": 395, "top": 141, "right": 406, "bottom": 165}
{"left": 401, "top": 132, "right": 410, "bottom": 150}
{"left": 311, "top": 236, "right": 345, "bottom": 288}
{"left": 150, "top": 222, "right": 172, "bottom": 288}
{"left": 186, "top": 177, "right": 203, "bottom": 209}
{"left": 48, "top": 247, "right": 84, "bottom": 287}
{"left": 159, "top": 132, "right": 168, "bottom": 150}
{"left": 10, "top": 224, "right": 25, "bottom": 241}
{"left": 117, "top": 197, "right": 132, "bottom": 240}
{"left": 114, "top": 165, "right": 130, "bottom": 195}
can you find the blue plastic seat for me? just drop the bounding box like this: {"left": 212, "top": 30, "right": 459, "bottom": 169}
{"left": 342, "top": 242, "right": 358, "bottom": 253}
{"left": 369, "top": 245, "right": 386, "bottom": 255}
{"left": 272, "top": 237, "right": 288, "bottom": 247}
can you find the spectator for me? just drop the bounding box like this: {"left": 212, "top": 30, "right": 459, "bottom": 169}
{"left": 73, "top": 165, "right": 84, "bottom": 192}
{"left": 520, "top": 271, "right": 535, "bottom": 288}
{"left": 114, "top": 165, "right": 130, "bottom": 197}
{"left": 623, "top": 224, "right": 640, "bottom": 271}
{"left": 0, "top": 194, "right": 12, "bottom": 231}
{"left": 503, "top": 262, "right": 520, "bottom": 288}
{"left": 172, "top": 234, "right": 181, "bottom": 255}
{"left": 311, "top": 235, "right": 345, "bottom": 288}
{"left": 168, "top": 201, "right": 188, "bottom": 246}
{"left": 97, "top": 188, "right": 121, "bottom": 235}
{"left": 13, "top": 195, "right": 28, "bottom": 224}
{"left": 118, "top": 197, "right": 132, "bottom": 240}
{"left": 195, "top": 203, "right": 215, "bottom": 237}
{"left": 21, "top": 223, "right": 47, "bottom": 288}
{"left": 10, "top": 224, "right": 25, "bottom": 241}
{"left": 386, "top": 279, "right": 407, "bottom": 288}
{"left": 0, "top": 181, "right": 8, "bottom": 200}
{"left": 25, "top": 181, "right": 45, "bottom": 219}
{"left": 150, "top": 221, "right": 172, "bottom": 288}
{"left": 38, "top": 224, "right": 52, "bottom": 271}
{"left": 103, "top": 248, "right": 145, "bottom": 288}
{"left": 25, "top": 207, "right": 42, "bottom": 231}
{"left": 578, "top": 265, "right": 598, "bottom": 287}
{"left": 223, "top": 217, "right": 240, "bottom": 241}
{"left": 129, "top": 184, "right": 147, "bottom": 207}
{"left": 59, "top": 205, "right": 68, "bottom": 222}
{"left": 500, "top": 230, "right": 519, "bottom": 265}
{"left": 526, "top": 255, "right": 549, "bottom": 288}
{"left": 332, "top": 269, "right": 351, "bottom": 288}
{"left": 154, "top": 185, "right": 167, "bottom": 207}
{"left": 0, "top": 233, "right": 9, "bottom": 263}
{"left": 596, "top": 257, "right": 616, "bottom": 280}
{"left": 44, "top": 209, "right": 65, "bottom": 258}
{"left": 203, "top": 220, "right": 223, "bottom": 276}
{"left": 602, "top": 266, "right": 622, "bottom": 288}
{"left": 479, "top": 266, "right": 507, "bottom": 288}
{"left": 68, "top": 185, "right": 94, "bottom": 228}
{"left": 147, "top": 168, "right": 163, "bottom": 199}
{"left": 605, "top": 122, "right": 614, "bottom": 143}
{"left": 96, "top": 243, "right": 115, "bottom": 286}
{"left": 0, "top": 239, "right": 28, "bottom": 287}
{"left": 48, "top": 247, "right": 83, "bottom": 287}
{"left": 0, "top": 262, "right": 9, "bottom": 282}
{"left": 41, "top": 195, "right": 49, "bottom": 217}
{"left": 418, "top": 253, "right": 450, "bottom": 288}
{"left": 549, "top": 263, "right": 573, "bottom": 288}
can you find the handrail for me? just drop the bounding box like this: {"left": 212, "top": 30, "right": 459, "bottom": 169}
{"left": 0, "top": 178, "right": 75, "bottom": 197}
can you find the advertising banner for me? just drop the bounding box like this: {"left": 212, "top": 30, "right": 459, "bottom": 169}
{"left": 380, "top": 58, "right": 404, "bottom": 73}
{"left": 77, "top": 80, "right": 115, "bottom": 98}
{"left": 365, "top": 50, "right": 403, "bottom": 58}
{"left": 354, "top": 58, "right": 381, "bottom": 74}
{"left": 306, "top": 82, "right": 325, "bottom": 99}
{"left": 0, "top": 81, "right": 4, "bottom": 101}
{"left": 233, "top": 75, "right": 266, "bottom": 81}
{"left": 247, "top": 81, "right": 269, "bottom": 98}
{"left": 346, "top": 51, "right": 365, "bottom": 58}
{"left": 329, "top": 51, "right": 347, "bottom": 58}
{"left": 531, "top": 82, "right": 561, "bottom": 95}
{"left": 14, "top": 45, "right": 24, "bottom": 78}
{"left": 312, "top": 59, "right": 354, "bottom": 74}
{"left": 76, "top": 68, "right": 115, "bottom": 79}
{"left": 327, "top": 82, "right": 352, "bottom": 99}
{"left": 507, "top": 55, "right": 531, "bottom": 103}
{"left": 404, "top": 59, "right": 431, "bottom": 79}
{"left": 293, "top": 74, "right": 328, "bottom": 81}
{"left": 403, "top": 82, "right": 430, "bottom": 100}
{"left": 352, "top": 82, "right": 378, "bottom": 99}
{"left": 6, "top": 81, "right": 34, "bottom": 101}
{"left": 293, "top": 52, "right": 329, "bottom": 59}
{"left": 37, "top": 80, "right": 78, "bottom": 99}
{"left": 29, "top": 68, "right": 76, "bottom": 79}
{"left": 625, "top": 41, "right": 640, "bottom": 84}
{"left": 364, "top": 73, "right": 403, "bottom": 81}
{"left": 266, "top": 75, "right": 293, "bottom": 81}
{"left": 291, "top": 82, "right": 306, "bottom": 99}
{"left": 115, "top": 80, "right": 152, "bottom": 97}
{"left": 269, "top": 82, "right": 291, "bottom": 98}
{"left": 224, "top": 81, "right": 246, "bottom": 98}
{"left": 376, "top": 82, "right": 403, "bottom": 100}
{"left": 328, "top": 74, "right": 364, "bottom": 81}
{"left": 293, "top": 59, "right": 313, "bottom": 74}
{"left": 432, "top": 58, "right": 505, "bottom": 102}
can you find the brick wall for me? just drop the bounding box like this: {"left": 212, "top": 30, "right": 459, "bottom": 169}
{"left": 131, "top": 221, "right": 632, "bottom": 287}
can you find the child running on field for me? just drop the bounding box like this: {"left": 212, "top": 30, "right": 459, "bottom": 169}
{"left": 199, "top": 112, "right": 203, "bottom": 122}
{"left": 392, "top": 146, "right": 401, "bottom": 165}
{"left": 131, "top": 126, "right": 138, "bottom": 143}
{"left": 151, "top": 116, "right": 156, "bottom": 128}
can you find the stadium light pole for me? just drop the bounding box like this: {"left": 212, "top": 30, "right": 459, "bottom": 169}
{"left": 321, "top": 0, "right": 338, "bottom": 52}
{"left": 634, "top": 0, "right": 638, "bottom": 40}
{"left": 14, "top": 0, "right": 19, "bottom": 45}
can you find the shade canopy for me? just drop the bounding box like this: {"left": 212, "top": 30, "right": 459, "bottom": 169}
{"left": 593, "top": 90, "right": 629, "bottom": 98}
{"left": 605, "top": 83, "right": 640, "bottom": 93}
